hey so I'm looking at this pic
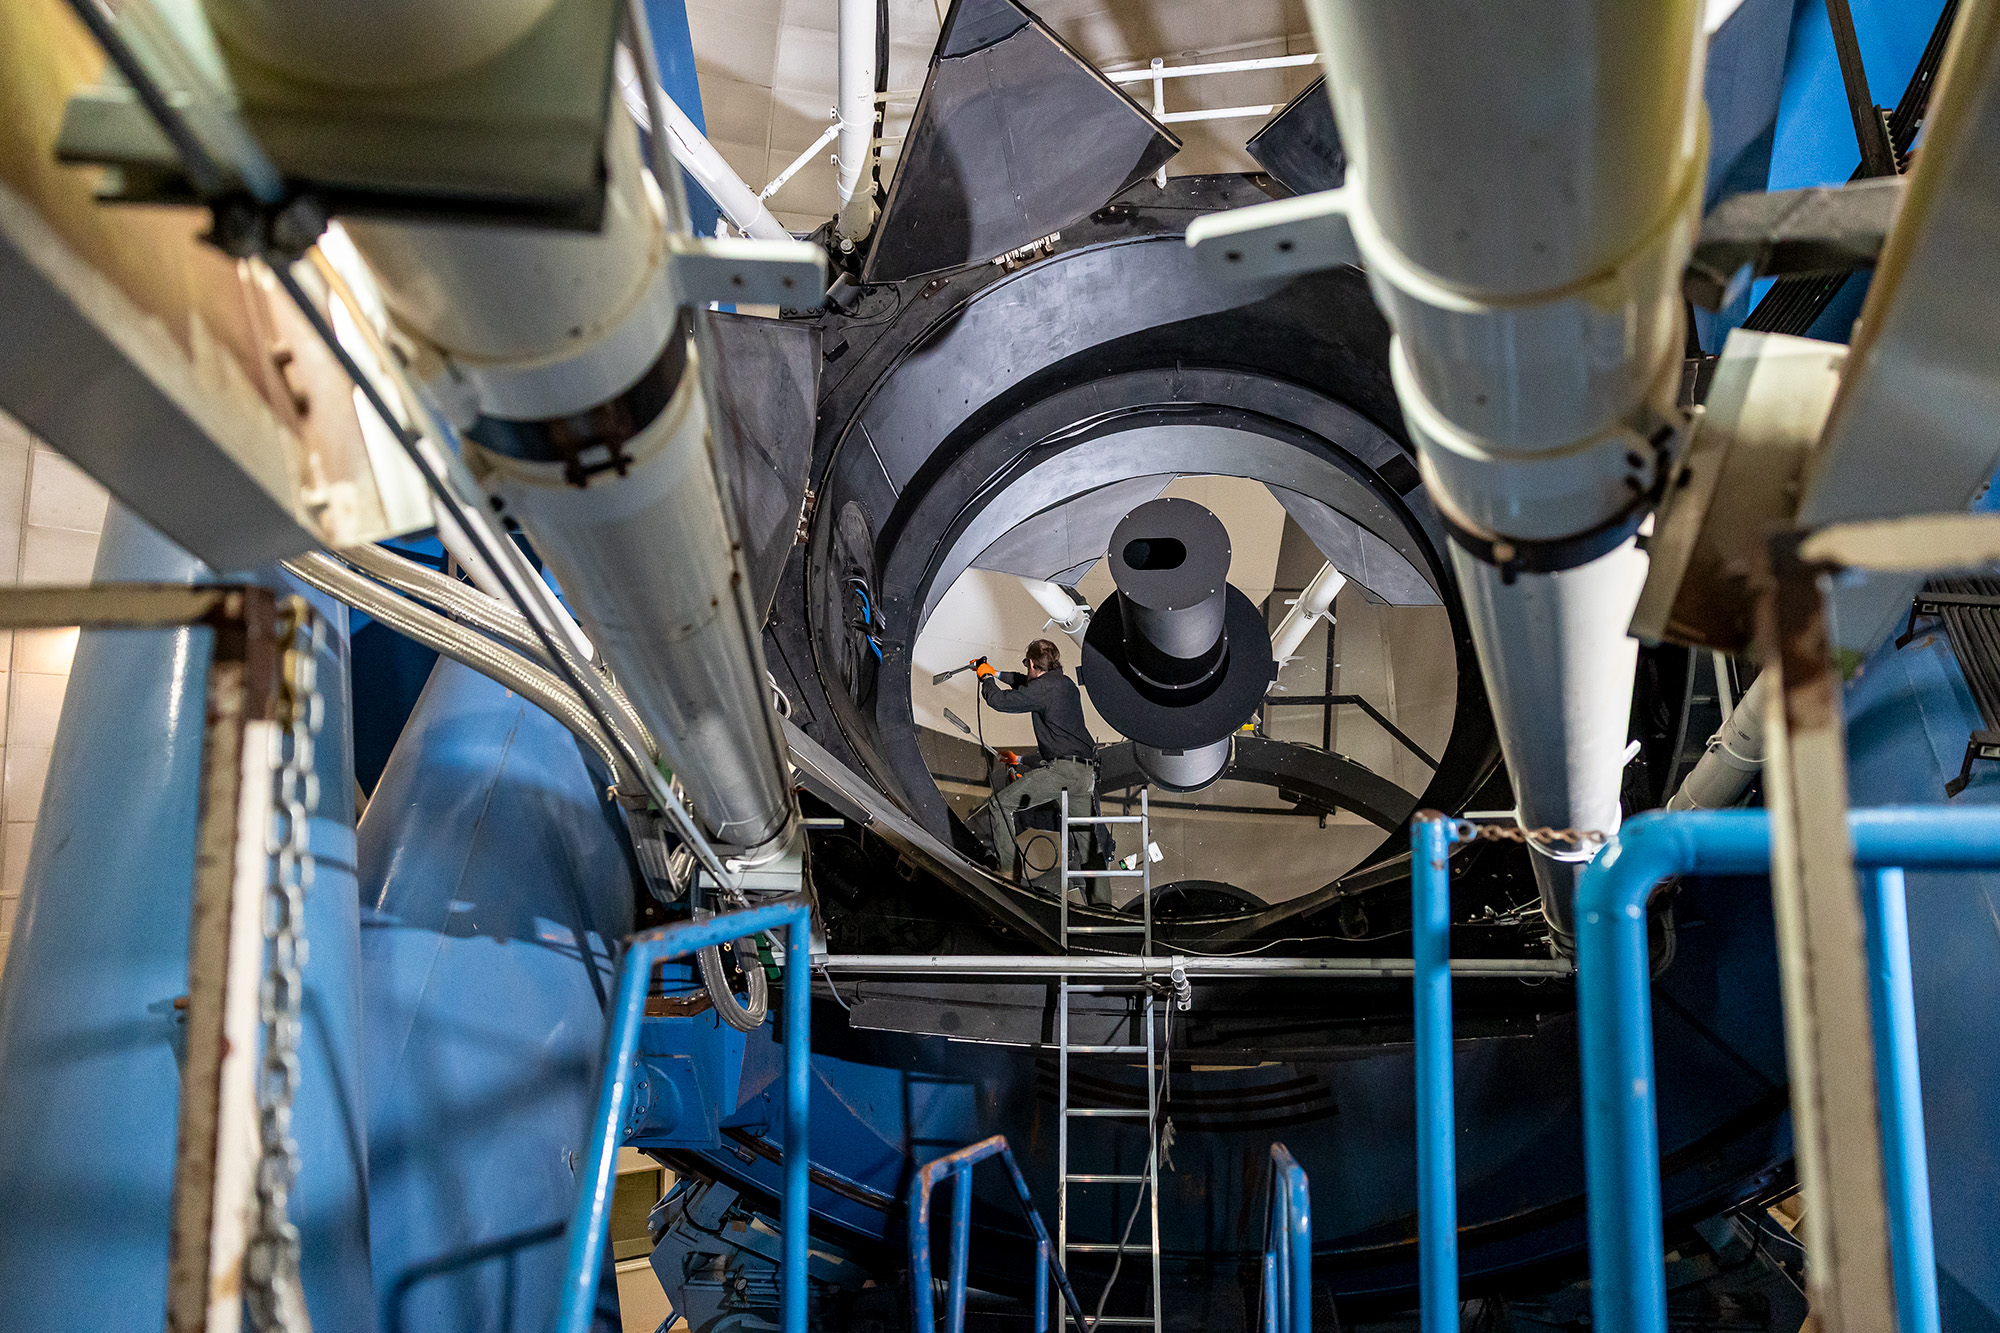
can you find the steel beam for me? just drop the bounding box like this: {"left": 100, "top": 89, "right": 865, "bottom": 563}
{"left": 0, "top": 583, "right": 282, "bottom": 1333}
{"left": 1756, "top": 536, "right": 1895, "bottom": 1333}
{"left": 815, "top": 953, "right": 1571, "bottom": 979}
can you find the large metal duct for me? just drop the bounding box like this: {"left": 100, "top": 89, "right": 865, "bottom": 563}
{"left": 1302, "top": 0, "right": 1709, "bottom": 942}
{"left": 328, "top": 69, "right": 795, "bottom": 860}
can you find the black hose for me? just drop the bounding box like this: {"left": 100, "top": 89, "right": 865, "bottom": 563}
{"left": 872, "top": 0, "right": 890, "bottom": 199}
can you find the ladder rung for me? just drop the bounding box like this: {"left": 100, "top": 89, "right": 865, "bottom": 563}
{"left": 1063, "top": 983, "right": 1150, "bottom": 993}
{"left": 1066, "top": 1173, "right": 1148, "bottom": 1183}
{"left": 1065, "top": 925, "right": 1147, "bottom": 934}
{"left": 1088, "top": 1316, "right": 1160, "bottom": 1324}
{"left": 1065, "top": 1044, "right": 1150, "bottom": 1054}
{"left": 1064, "top": 1243, "right": 1150, "bottom": 1254}
{"left": 1072, "top": 816, "right": 1146, "bottom": 824}
{"left": 1065, "top": 868, "right": 1146, "bottom": 878}
{"left": 1065, "top": 1107, "right": 1149, "bottom": 1117}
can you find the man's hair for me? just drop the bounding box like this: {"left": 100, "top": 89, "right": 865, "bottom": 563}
{"left": 1025, "top": 638, "right": 1063, "bottom": 672}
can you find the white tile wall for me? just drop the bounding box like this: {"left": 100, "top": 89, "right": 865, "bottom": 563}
{"left": 0, "top": 408, "right": 109, "bottom": 975}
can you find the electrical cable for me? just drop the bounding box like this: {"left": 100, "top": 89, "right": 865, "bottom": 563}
{"left": 333, "top": 542, "right": 657, "bottom": 756}
{"left": 285, "top": 552, "right": 639, "bottom": 785}
{"left": 622, "top": 0, "right": 695, "bottom": 237}
{"left": 872, "top": 0, "right": 890, "bottom": 200}
{"left": 1088, "top": 996, "right": 1172, "bottom": 1329}
{"left": 697, "top": 929, "right": 770, "bottom": 1033}
{"left": 688, "top": 869, "right": 770, "bottom": 1033}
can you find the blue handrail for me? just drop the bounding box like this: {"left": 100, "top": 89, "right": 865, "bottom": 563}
{"left": 1262, "top": 1144, "right": 1312, "bottom": 1333}
{"left": 907, "top": 1135, "right": 1091, "bottom": 1333}
{"left": 1572, "top": 807, "right": 2000, "bottom": 1333}
{"left": 554, "top": 896, "right": 815, "bottom": 1333}
{"left": 1413, "top": 806, "right": 1998, "bottom": 1333}
{"left": 1409, "top": 816, "right": 1459, "bottom": 1333}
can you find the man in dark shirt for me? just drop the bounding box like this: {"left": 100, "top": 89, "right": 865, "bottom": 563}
{"left": 976, "top": 638, "right": 1099, "bottom": 890}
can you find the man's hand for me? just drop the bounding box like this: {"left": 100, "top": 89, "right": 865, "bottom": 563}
{"left": 998, "top": 749, "right": 1020, "bottom": 766}
{"left": 973, "top": 658, "right": 997, "bottom": 679}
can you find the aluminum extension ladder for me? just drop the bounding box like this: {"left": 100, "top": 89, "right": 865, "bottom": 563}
{"left": 1055, "top": 790, "right": 1162, "bottom": 1332}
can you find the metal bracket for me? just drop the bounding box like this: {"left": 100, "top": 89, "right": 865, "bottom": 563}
{"left": 1631, "top": 331, "right": 1844, "bottom": 652}
{"left": 1684, "top": 177, "right": 1907, "bottom": 311}
{"left": 1169, "top": 957, "right": 1191, "bottom": 1012}
{"left": 668, "top": 234, "right": 829, "bottom": 310}
{"left": 1184, "top": 187, "right": 1361, "bottom": 281}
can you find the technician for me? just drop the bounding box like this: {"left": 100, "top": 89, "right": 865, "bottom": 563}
{"left": 974, "top": 638, "right": 1099, "bottom": 886}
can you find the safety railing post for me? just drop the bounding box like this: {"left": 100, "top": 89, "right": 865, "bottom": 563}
{"left": 1035, "top": 1239, "right": 1051, "bottom": 1333}
{"left": 1863, "top": 868, "right": 1941, "bottom": 1333}
{"left": 1261, "top": 1144, "right": 1311, "bottom": 1333}
{"left": 948, "top": 1163, "right": 974, "bottom": 1333}
{"left": 1409, "top": 814, "right": 1460, "bottom": 1332}
{"left": 908, "top": 1135, "right": 1091, "bottom": 1333}
{"left": 555, "top": 897, "right": 816, "bottom": 1333}
{"left": 782, "top": 897, "right": 812, "bottom": 1333}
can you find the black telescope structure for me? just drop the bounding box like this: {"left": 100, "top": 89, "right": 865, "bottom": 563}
{"left": 1080, "top": 498, "right": 1276, "bottom": 791}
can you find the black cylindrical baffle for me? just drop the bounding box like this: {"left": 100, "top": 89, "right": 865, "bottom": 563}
{"left": 1081, "top": 498, "right": 1276, "bottom": 792}
{"left": 1107, "top": 498, "right": 1232, "bottom": 689}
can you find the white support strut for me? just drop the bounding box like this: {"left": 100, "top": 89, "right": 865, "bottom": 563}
{"left": 1270, "top": 561, "right": 1346, "bottom": 665}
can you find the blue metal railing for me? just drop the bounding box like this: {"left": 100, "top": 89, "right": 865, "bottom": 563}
{"left": 1573, "top": 808, "right": 2000, "bottom": 1333}
{"left": 555, "top": 897, "right": 815, "bottom": 1333}
{"left": 907, "top": 1135, "right": 1091, "bottom": 1333}
{"left": 1409, "top": 817, "right": 1458, "bottom": 1333}
{"left": 1411, "top": 807, "right": 2000, "bottom": 1333}
{"left": 1261, "top": 1144, "right": 1312, "bottom": 1333}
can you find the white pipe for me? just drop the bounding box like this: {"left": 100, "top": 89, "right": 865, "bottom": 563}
{"left": 1303, "top": 0, "right": 1708, "bottom": 940}
{"left": 469, "top": 355, "right": 796, "bottom": 856}
{"left": 1453, "top": 541, "right": 1649, "bottom": 940}
{"left": 1019, "top": 576, "right": 1090, "bottom": 639}
{"left": 337, "top": 55, "right": 797, "bottom": 862}
{"left": 1270, "top": 561, "right": 1346, "bottom": 665}
{"left": 1106, "top": 53, "right": 1321, "bottom": 84}
{"left": 345, "top": 113, "right": 671, "bottom": 420}
{"left": 613, "top": 47, "right": 791, "bottom": 242}
{"left": 1667, "top": 672, "right": 1771, "bottom": 812}
{"left": 836, "top": 0, "right": 878, "bottom": 206}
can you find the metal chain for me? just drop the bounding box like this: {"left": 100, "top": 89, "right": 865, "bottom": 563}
{"left": 246, "top": 597, "right": 323, "bottom": 1332}
{"left": 1450, "top": 821, "right": 1611, "bottom": 852}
